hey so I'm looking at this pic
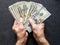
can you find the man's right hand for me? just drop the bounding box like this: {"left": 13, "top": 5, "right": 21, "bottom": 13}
{"left": 29, "top": 19, "right": 50, "bottom": 45}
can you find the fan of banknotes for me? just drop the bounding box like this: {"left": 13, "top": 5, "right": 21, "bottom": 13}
{"left": 8, "top": 1, "right": 51, "bottom": 33}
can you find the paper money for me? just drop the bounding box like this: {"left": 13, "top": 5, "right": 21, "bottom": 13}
{"left": 8, "top": 1, "right": 51, "bottom": 33}
{"left": 9, "top": 4, "right": 20, "bottom": 21}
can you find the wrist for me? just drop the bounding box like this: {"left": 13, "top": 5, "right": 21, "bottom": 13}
{"left": 38, "top": 37, "right": 50, "bottom": 45}
{"left": 16, "top": 40, "right": 26, "bottom": 45}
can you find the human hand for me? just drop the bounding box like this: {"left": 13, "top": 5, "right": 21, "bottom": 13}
{"left": 29, "top": 19, "right": 50, "bottom": 45}
{"left": 12, "top": 18, "right": 28, "bottom": 45}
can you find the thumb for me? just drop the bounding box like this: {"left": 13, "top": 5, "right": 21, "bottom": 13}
{"left": 29, "top": 19, "right": 36, "bottom": 30}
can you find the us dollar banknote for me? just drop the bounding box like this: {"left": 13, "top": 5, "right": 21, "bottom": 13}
{"left": 8, "top": 1, "right": 51, "bottom": 33}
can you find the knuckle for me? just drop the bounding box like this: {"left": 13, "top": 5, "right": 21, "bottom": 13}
{"left": 26, "top": 32, "right": 28, "bottom": 37}
{"left": 22, "top": 30, "right": 26, "bottom": 34}
{"left": 12, "top": 26, "right": 15, "bottom": 30}
{"left": 19, "top": 27, "right": 25, "bottom": 30}
{"left": 32, "top": 26, "right": 36, "bottom": 30}
{"left": 19, "top": 18, "right": 24, "bottom": 23}
{"left": 17, "top": 33, "right": 21, "bottom": 38}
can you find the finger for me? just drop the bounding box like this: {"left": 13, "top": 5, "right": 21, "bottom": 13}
{"left": 20, "top": 32, "right": 28, "bottom": 39}
{"left": 17, "top": 25, "right": 26, "bottom": 34}
{"left": 38, "top": 23, "right": 45, "bottom": 29}
{"left": 21, "top": 32, "right": 28, "bottom": 39}
{"left": 33, "top": 33, "right": 38, "bottom": 41}
{"left": 29, "top": 19, "right": 35, "bottom": 25}
{"left": 24, "top": 32, "right": 28, "bottom": 42}
{"left": 17, "top": 30, "right": 26, "bottom": 39}
{"left": 18, "top": 23, "right": 25, "bottom": 31}
{"left": 18, "top": 17, "right": 24, "bottom": 24}
{"left": 36, "top": 23, "right": 45, "bottom": 36}
{"left": 12, "top": 17, "right": 24, "bottom": 30}
{"left": 32, "top": 23, "right": 44, "bottom": 34}
{"left": 29, "top": 19, "right": 36, "bottom": 30}
{"left": 25, "top": 32, "right": 28, "bottom": 38}
{"left": 17, "top": 17, "right": 25, "bottom": 30}
{"left": 12, "top": 20, "right": 18, "bottom": 30}
{"left": 12, "top": 22, "right": 25, "bottom": 34}
{"left": 12, "top": 25, "right": 21, "bottom": 33}
{"left": 15, "top": 17, "right": 25, "bottom": 32}
{"left": 14, "top": 20, "right": 18, "bottom": 25}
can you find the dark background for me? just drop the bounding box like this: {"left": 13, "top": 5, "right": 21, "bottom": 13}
{"left": 0, "top": 0, "right": 60, "bottom": 45}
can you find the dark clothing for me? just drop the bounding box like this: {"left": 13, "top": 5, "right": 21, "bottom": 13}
{"left": 0, "top": 0, "right": 60, "bottom": 45}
